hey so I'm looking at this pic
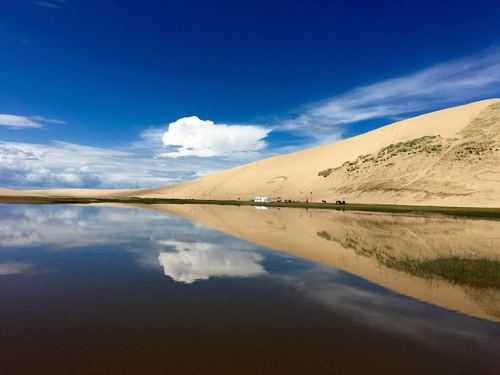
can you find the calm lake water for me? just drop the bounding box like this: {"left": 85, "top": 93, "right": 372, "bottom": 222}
{"left": 0, "top": 204, "right": 499, "bottom": 374}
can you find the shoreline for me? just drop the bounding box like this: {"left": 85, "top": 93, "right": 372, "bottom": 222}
{"left": 1, "top": 195, "right": 500, "bottom": 219}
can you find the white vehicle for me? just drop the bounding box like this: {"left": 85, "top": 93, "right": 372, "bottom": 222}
{"left": 254, "top": 196, "right": 273, "bottom": 203}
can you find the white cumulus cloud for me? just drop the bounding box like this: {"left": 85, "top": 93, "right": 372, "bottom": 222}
{"left": 161, "top": 116, "right": 270, "bottom": 158}
{"left": 158, "top": 240, "right": 267, "bottom": 283}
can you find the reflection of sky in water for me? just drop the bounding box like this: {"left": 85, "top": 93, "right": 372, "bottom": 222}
{"left": 0, "top": 204, "right": 273, "bottom": 283}
{"left": 158, "top": 240, "right": 266, "bottom": 283}
{"left": 0, "top": 204, "right": 499, "bottom": 371}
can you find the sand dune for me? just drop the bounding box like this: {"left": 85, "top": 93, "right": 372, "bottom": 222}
{"left": 0, "top": 188, "right": 43, "bottom": 197}
{"left": 2, "top": 99, "right": 500, "bottom": 207}
{"left": 141, "top": 99, "right": 500, "bottom": 207}
{"left": 0, "top": 188, "right": 136, "bottom": 199}
{"left": 22, "top": 188, "right": 137, "bottom": 198}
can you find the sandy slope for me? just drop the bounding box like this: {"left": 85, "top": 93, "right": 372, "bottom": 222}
{"left": 0, "top": 188, "right": 137, "bottom": 199}
{"left": 0, "top": 188, "right": 42, "bottom": 197}
{"left": 22, "top": 189, "right": 137, "bottom": 198}
{"left": 141, "top": 99, "right": 500, "bottom": 207}
{"left": 147, "top": 204, "right": 500, "bottom": 322}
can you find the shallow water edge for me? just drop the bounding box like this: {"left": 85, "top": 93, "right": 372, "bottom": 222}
{"left": 1, "top": 195, "right": 500, "bottom": 219}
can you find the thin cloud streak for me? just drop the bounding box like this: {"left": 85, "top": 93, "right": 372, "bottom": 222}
{"left": 31, "top": 116, "right": 66, "bottom": 125}
{"left": 281, "top": 48, "right": 500, "bottom": 138}
{"left": 33, "top": 0, "right": 65, "bottom": 9}
{"left": 0, "top": 114, "right": 65, "bottom": 129}
{"left": 0, "top": 114, "right": 43, "bottom": 129}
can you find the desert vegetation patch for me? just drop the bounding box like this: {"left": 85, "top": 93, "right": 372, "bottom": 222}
{"left": 318, "top": 135, "right": 445, "bottom": 178}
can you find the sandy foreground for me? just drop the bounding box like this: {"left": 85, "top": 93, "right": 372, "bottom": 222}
{"left": 142, "top": 203, "right": 500, "bottom": 322}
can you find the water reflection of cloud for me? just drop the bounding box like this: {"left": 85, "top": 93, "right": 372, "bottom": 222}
{"left": 0, "top": 205, "right": 268, "bottom": 283}
{"left": 0, "top": 205, "right": 183, "bottom": 249}
{"left": 0, "top": 262, "right": 33, "bottom": 275}
{"left": 158, "top": 240, "right": 266, "bottom": 283}
{"left": 276, "top": 267, "right": 500, "bottom": 353}
{"left": 1, "top": 204, "right": 499, "bottom": 357}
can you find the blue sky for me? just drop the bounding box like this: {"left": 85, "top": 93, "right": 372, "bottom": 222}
{"left": 1, "top": 0, "right": 500, "bottom": 188}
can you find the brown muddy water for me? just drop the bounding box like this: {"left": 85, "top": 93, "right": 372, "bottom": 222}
{"left": 0, "top": 204, "right": 499, "bottom": 374}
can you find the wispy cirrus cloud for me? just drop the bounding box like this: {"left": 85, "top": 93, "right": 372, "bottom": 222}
{"left": 30, "top": 116, "right": 66, "bottom": 125}
{"left": 0, "top": 114, "right": 65, "bottom": 129}
{"left": 0, "top": 114, "right": 42, "bottom": 129}
{"left": 33, "top": 0, "right": 66, "bottom": 9}
{"left": 157, "top": 48, "right": 500, "bottom": 153}
{"left": 282, "top": 48, "right": 500, "bottom": 138}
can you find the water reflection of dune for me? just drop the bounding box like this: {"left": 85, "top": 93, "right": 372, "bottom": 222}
{"left": 146, "top": 204, "right": 500, "bottom": 322}
{"left": 157, "top": 240, "right": 266, "bottom": 283}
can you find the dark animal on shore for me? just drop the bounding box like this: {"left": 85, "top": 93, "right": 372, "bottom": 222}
{"left": 322, "top": 200, "right": 327, "bottom": 203}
